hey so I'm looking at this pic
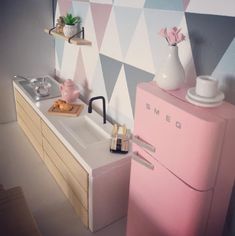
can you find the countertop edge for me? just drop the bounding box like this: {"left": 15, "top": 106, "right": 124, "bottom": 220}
{"left": 13, "top": 80, "right": 131, "bottom": 176}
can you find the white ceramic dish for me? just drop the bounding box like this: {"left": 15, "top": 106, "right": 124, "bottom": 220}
{"left": 187, "top": 87, "right": 224, "bottom": 103}
{"left": 185, "top": 94, "right": 223, "bottom": 108}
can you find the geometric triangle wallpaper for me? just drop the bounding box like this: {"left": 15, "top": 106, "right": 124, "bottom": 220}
{"left": 90, "top": 3, "right": 112, "bottom": 50}
{"left": 144, "top": 0, "right": 184, "bottom": 12}
{"left": 108, "top": 65, "right": 134, "bottom": 129}
{"left": 212, "top": 38, "right": 235, "bottom": 104}
{"left": 185, "top": 13, "right": 235, "bottom": 76}
{"left": 55, "top": 0, "right": 235, "bottom": 128}
{"left": 99, "top": 54, "right": 123, "bottom": 101}
{"left": 124, "top": 63, "right": 154, "bottom": 112}
{"left": 114, "top": 6, "right": 142, "bottom": 58}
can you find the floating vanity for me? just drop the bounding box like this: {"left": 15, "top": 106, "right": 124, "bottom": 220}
{"left": 13, "top": 79, "right": 131, "bottom": 232}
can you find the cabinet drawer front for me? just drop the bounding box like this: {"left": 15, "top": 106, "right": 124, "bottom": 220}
{"left": 18, "top": 116, "right": 43, "bottom": 158}
{"left": 44, "top": 151, "right": 88, "bottom": 227}
{"left": 14, "top": 89, "right": 41, "bottom": 130}
{"left": 43, "top": 137, "right": 88, "bottom": 209}
{"left": 41, "top": 121, "right": 88, "bottom": 191}
{"left": 16, "top": 102, "right": 42, "bottom": 145}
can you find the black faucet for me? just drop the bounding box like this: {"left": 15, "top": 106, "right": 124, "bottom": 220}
{"left": 88, "top": 96, "right": 106, "bottom": 124}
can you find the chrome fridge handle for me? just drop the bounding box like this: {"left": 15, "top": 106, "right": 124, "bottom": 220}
{"left": 132, "top": 135, "right": 156, "bottom": 153}
{"left": 132, "top": 152, "right": 154, "bottom": 170}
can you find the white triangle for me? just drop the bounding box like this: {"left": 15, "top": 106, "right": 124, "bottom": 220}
{"left": 60, "top": 42, "right": 79, "bottom": 80}
{"left": 125, "top": 12, "right": 155, "bottom": 74}
{"left": 89, "top": 60, "right": 108, "bottom": 109}
{"left": 82, "top": 5, "right": 98, "bottom": 51}
{"left": 80, "top": 48, "right": 99, "bottom": 89}
{"left": 55, "top": 2, "right": 62, "bottom": 75}
{"left": 55, "top": 49, "right": 60, "bottom": 72}
{"left": 108, "top": 66, "right": 134, "bottom": 130}
{"left": 100, "top": 8, "right": 123, "bottom": 61}
{"left": 178, "top": 16, "right": 197, "bottom": 85}
{"left": 55, "top": 2, "right": 61, "bottom": 20}
{"left": 80, "top": 6, "right": 99, "bottom": 89}
{"left": 114, "top": 0, "right": 145, "bottom": 8}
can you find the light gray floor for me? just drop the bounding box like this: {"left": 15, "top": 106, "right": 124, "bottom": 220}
{"left": 1, "top": 122, "right": 235, "bottom": 236}
{"left": 0, "top": 122, "right": 126, "bottom": 236}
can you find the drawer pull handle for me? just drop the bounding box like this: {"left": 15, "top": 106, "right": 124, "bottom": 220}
{"left": 132, "top": 135, "right": 155, "bottom": 153}
{"left": 132, "top": 152, "right": 154, "bottom": 170}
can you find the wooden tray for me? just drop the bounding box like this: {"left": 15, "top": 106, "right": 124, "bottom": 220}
{"left": 48, "top": 104, "right": 84, "bottom": 117}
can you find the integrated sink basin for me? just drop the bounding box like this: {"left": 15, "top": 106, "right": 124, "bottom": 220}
{"left": 60, "top": 115, "right": 110, "bottom": 148}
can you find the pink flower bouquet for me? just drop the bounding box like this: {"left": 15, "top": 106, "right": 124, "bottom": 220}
{"left": 159, "top": 27, "right": 186, "bottom": 46}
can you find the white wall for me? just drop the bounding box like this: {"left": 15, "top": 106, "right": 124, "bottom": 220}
{"left": 0, "top": 0, "right": 55, "bottom": 123}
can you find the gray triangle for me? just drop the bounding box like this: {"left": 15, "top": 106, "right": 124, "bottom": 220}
{"left": 99, "top": 54, "right": 123, "bottom": 101}
{"left": 144, "top": 0, "right": 184, "bottom": 11}
{"left": 124, "top": 63, "right": 154, "bottom": 112}
{"left": 185, "top": 13, "right": 235, "bottom": 75}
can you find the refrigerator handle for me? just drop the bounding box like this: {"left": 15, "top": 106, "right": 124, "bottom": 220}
{"left": 132, "top": 152, "right": 154, "bottom": 170}
{"left": 132, "top": 135, "right": 156, "bottom": 154}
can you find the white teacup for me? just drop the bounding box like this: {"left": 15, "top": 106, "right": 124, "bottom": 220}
{"left": 196, "top": 75, "right": 218, "bottom": 98}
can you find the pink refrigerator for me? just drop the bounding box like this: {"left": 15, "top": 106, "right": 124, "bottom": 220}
{"left": 126, "top": 82, "right": 235, "bottom": 236}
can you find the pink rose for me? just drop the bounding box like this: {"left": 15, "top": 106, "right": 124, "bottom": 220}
{"left": 167, "top": 30, "right": 177, "bottom": 45}
{"left": 159, "top": 26, "right": 186, "bottom": 46}
{"left": 159, "top": 28, "right": 167, "bottom": 38}
{"left": 176, "top": 33, "right": 185, "bottom": 44}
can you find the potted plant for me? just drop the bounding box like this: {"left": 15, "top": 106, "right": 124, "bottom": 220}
{"left": 63, "top": 13, "right": 81, "bottom": 37}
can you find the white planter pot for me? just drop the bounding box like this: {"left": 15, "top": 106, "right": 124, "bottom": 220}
{"left": 156, "top": 45, "right": 185, "bottom": 90}
{"left": 63, "top": 24, "right": 78, "bottom": 37}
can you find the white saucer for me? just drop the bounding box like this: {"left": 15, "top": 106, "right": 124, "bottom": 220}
{"left": 187, "top": 87, "right": 224, "bottom": 103}
{"left": 186, "top": 94, "right": 223, "bottom": 107}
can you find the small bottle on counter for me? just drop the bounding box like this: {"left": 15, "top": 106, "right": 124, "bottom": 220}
{"left": 110, "top": 124, "right": 129, "bottom": 154}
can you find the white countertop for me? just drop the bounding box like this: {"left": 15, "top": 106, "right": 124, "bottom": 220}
{"left": 13, "top": 80, "right": 131, "bottom": 177}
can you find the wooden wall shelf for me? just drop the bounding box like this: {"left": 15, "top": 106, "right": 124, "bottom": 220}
{"left": 44, "top": 28, "right": 92, "bottom": 46}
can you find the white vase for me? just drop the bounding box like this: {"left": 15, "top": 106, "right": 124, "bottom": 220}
{"left": 63, "top": 24, "right": 78, "bottom": 37}
{"left": 156, "top": 45, "right": 185, "bottom": 90}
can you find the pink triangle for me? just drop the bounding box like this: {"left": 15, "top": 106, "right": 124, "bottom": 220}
{"left": 73, "top": 49, "right": 87, "bottom": 88}
{"left": 90, "top": 3, "right": 112, "bottom": 50}
{"left": 183, "top": 0, "right": 190, "bottom": 10}
{"left": 58, "top": 0, "right": 72, "bottom": 17}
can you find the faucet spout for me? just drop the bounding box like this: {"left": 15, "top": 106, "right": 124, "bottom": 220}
{"left": 88, "top": 96, "right": 106, "bottom": 124}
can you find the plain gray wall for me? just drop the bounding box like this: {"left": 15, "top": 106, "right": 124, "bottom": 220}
{"left": 0, "top": 0, "right": 55, "bottom": 123}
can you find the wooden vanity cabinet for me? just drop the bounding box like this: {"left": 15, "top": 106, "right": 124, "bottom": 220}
{"left": 41, "top": 121, "right": 89, "bottom": 226}
{"left": 14, "top": 88, "right": 89, "bottom": 227}
{"left": 14, "top": 89, "right": 43, "bottom": 158}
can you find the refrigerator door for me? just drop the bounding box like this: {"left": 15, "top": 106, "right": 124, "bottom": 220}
{"left": 133, "top": 83, "right": 226, "bottom": 191}
{"left": 126, "top": 144, "right": 213, "bottom": 236}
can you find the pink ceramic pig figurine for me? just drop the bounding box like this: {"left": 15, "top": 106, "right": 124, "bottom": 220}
{"left": 59, "top": 79, "right": 79, "bottom": 103}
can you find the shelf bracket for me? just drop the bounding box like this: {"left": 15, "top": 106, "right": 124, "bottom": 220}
{"left": 68, "top": 27, "right": 85, "bottom": 43}
{"left": 46, "top": 26, "right": 89, "bottom": 45}
{"left": 49, "top": 26, "right": 56, "bottom": 35}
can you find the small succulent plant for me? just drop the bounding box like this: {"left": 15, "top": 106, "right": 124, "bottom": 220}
{"left": 63, "top": 13, "right": 81, "bottom": 25}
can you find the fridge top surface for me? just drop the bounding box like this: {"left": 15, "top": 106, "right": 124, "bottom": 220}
{"left": 138, "top": 82, "right": 235, "bottom": 121}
